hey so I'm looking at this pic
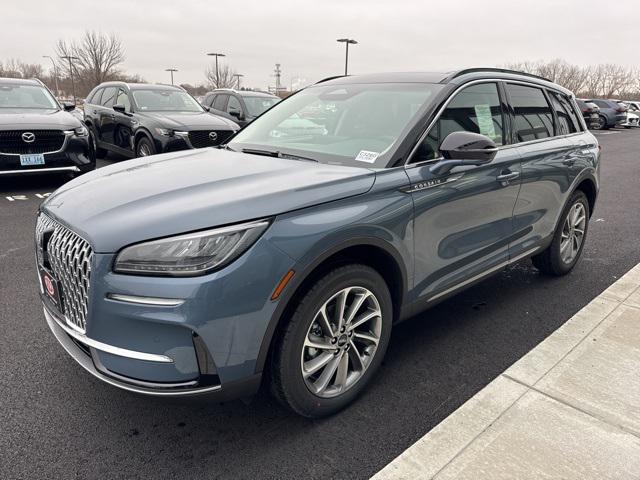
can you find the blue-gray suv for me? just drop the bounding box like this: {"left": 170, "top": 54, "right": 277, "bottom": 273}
{"left": 36, "top": 69, "right": 599, "bottom": 417}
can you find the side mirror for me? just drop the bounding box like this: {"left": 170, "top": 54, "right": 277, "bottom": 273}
{"left": 430, "top": 131, "right": 498, "bottom": 176}
{"left": 62, "top": 102, "right": 75, "bottom": 112}
{"left": 229, "top": 109, "right": 243, "bottom": 120}
{"left": 113, "top": 104, "right": 127, "bottom": 114}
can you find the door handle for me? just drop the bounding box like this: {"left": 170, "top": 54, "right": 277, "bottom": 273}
{"left": 563, "top": 158, "right": 576, "bottom": 166}
{"left": 496, "top": 171, "right": 520, "bottom": 182}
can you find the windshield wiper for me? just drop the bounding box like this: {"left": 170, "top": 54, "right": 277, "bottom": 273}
{"left": 241, "top": 148, "right": 317, "bottom": 163}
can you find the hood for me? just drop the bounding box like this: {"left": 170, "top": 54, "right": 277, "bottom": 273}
{"left": 0, "top": 108, "right": 80, "bottom": 130}
{"left": 138, "top": 111, "right": 239, "bottom": 130}
{"left": 42, "top": 148, "right": 376, "bottom": 252}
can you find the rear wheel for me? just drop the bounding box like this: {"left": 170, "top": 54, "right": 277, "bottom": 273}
{"left": 136, "top": 136, "right": 156, "bottom": 157}
{"left": 271, "top": 264, "right": 392, "bottom": 418}
{"left": 592, "top": 115, "right": 607, "bottom": 130}
{"left": 532, "top": 190, "right": 590, "bottom": 276}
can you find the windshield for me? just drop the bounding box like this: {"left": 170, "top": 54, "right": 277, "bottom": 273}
{"left": 0, "top": 84, "right": 58, "bottom": 110}
{"left": 229, "top": 83, "right": 442, "bottom": 168}
{"left": 132, "top": 89, "right": 203, "bottom": 112}
{"left": 243, "top": 96, "right": 280, "bottom": 116}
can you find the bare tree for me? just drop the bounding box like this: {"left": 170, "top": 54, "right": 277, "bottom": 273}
{"left": 55, "top": 31, "right": 125, "bottom": 91}
{"left": 205, "top": 64, "right": 237, "bottom": 89}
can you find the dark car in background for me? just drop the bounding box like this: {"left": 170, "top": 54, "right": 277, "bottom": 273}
{"left": 585, "top": 98, "right": 627, "bottom": 129}
{"left": 202, "top": 89, "right": 280, "bottom": 127}
{"left": 575, "top": 99, "right": 600, "bottom": 129}
{"left": 0, "top": 77, "right": 94, "bottom": 177}
{"left": 84, "top": 82, "right": 239, "bottom": 158}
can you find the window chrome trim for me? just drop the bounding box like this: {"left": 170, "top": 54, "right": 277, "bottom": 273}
{"left": 43, "top": 303, "right": 174, "bottom": 363}
{"left": 404, "top": 77, "right": 578, "bottom": 168}
{"left": 106, "top": 293, "right": 185, "bottom": 307}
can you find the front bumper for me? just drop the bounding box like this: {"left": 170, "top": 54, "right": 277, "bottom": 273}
{"left": 0, "top": 132, "right": 93, "bottom": 175}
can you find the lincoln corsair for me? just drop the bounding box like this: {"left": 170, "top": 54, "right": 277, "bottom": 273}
{"left": 84, "top": 82, "right": 239, "bottom": 158}
{"left": 36, "top": 69, "right": 599, "bottom": 417}
{"left": 0, "top": 77, "right": 94, "bottom": 177}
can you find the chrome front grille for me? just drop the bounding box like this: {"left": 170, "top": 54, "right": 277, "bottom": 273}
{"left": 36, "top": 213, "right": 93, "bottom": 332}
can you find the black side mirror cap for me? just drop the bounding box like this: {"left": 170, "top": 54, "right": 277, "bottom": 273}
{"left": 113, "top": 104, "right": 127, "bottom": 114}
{"left": 62, "top": 102, "right": 75, "bottom": 112}
{"left": 430, "top": 131, "right": 498, "bottom": 175}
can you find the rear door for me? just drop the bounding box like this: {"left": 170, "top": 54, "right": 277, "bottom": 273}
{"left": 505, "top": 83, "right": 574, "bottom": 259}
{"left": 407, "top": 81, "right": 522, "bottom": 302}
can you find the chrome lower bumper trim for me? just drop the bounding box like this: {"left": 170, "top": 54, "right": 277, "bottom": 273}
{"left": 44, "top": 306, "right": 222, "bottom": 397}
{"left": 43, "top": 305, "right": 173, "bottom": 363}
{"left": 0, "top": 166, "right": 80, "bottom": 175}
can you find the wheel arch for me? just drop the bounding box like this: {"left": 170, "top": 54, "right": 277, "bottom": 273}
{"left": 254, "top": 238, "right": 408, "bottom": 376}
{"left": 574, "top": 176, "right": 597, "bottom": 217}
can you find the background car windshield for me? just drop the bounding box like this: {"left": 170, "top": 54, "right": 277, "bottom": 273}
{"left": 229, "top": 83, "right": 442, "bottom": 167}
{"left": 243, "top": 96, "right": 280, "bottom": 116}
{"left": 132, "top": 89, "right": 202, "bottom": 112}
{"left": 0, "top": 85, "right": 58, "bottom": 109}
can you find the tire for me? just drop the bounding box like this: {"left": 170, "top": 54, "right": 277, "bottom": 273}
{"left": 89, "top": 128, "right": 107, "bottom": 158}
{"left": 270, "top": 264, "right": 392, "bottom": 418}
{"left": 136, "top": 136, "right": 156, "bottom": 157}
{"left": 532, "top": 190, "right": 590, "bottom": 276}
{"left": 591, "top": 115, "right": 607, "bottom": 130}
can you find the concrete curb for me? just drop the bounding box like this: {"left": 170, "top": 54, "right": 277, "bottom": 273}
{"left": 372, "top": 263, "right": 640, "bottom": 480}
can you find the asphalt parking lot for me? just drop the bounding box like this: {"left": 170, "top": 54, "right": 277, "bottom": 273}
{"left": 1, "top": 129, "right": 639, "bottom": 480}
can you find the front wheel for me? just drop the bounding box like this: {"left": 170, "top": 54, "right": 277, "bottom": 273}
{"left": 591, "top": 115, "right": 607, "bottom": 130}
{"left": 532, "top": 190, "right": 590, "bottom": 276}
{"left": 136, "top": 136, "right": 156, "bottom": 157}
{"left": 270, "top": 264, "right": 392, "bottom": 418}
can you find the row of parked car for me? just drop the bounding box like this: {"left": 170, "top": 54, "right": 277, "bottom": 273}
{"left": 0, "top": 74, "right": 638, "bottom": 179}
{"left": 576, "top": 98, "right": 640, "bottom": 130}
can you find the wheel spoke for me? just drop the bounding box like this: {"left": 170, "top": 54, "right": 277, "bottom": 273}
{"left": 334, "top": 352, "right": 349, "bottom": 390}
{"left": 353, "top": 331, "right": 379, "bottom": 346}
{"left": 348, "top": 340, "right": 365, "bottom": 372}
{"left": 335, "top": 289, "right": 349, "bottom": 332}
{"left": 304, "top": 336, "right": 334, "bottom": 350}
{"left": 312, "top": 354, "right": 342, "bottom": 394}
{"left": 345, "top": 292, "right": 370, "bottom": 325}
{"left": 574, "top": 227, "right": 584, "bottom": 236}
{"left": 303, "top": 352, "right": 334, "bottom": 378}
{"left": 349, "top": 309, "right": 379, "bottom": 331}
{"left": 315, "top": 306, "right": 334, "bottom": 337}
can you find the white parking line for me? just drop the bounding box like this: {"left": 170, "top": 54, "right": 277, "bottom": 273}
{"left": 372, "top": 263, "right": 640, "bottom": 480}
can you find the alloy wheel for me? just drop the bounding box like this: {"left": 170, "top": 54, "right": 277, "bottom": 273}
{"left": 138, "top": 143, "right": 151, "bottom": 156}
{"left": 300, "top": 286, "right": 382, "bottom": 398}
{"left": 560, "top": 202, "right": 586, "bottom": 264}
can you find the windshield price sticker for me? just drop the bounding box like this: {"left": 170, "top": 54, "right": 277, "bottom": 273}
{"left": 355, "top": 150, "right": 380, "bottom": 163}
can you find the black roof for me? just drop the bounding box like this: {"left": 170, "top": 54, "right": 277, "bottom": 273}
{"left": 0, "top": 77, "right": 42, "bottom": 86}
{"left": 315, "top": 68, "right": 571, "bottom": 94}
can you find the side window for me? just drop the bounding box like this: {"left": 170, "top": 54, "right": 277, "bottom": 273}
{"left": 506, "top": 84, "right": 553, "bottom": 142}
{"left": 213, "top": 94, "right": 228, "bottom": 111}
{"left": 101, "top": 87, "right": 117, "bottom": 107}
{"left": 415, "top": 82, "right": 504, "bottom": 161}
{"left": 549, "top": 92, "right": 577, "bottom": 135}
{"left": 227, "top": 95, "right": 242, "bottom": 115}
{"left": 205, "top": 94, "right": 215, "bottom": 107}
{"left": 592, "top": 100, "right": 608, "bottom": 109}
{"left": 115, "top": 89, "right": 131, "bottom": 111}
{"left": 89, "top": 88, "right": 103, "bottom": 105}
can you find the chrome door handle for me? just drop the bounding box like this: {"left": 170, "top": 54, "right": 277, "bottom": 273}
{"left": 496, "top": 171, "right": 520, "bottom": 182}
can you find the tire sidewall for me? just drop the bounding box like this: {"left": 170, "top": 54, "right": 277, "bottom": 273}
{"left": 549, "top": 191, "right": 590, "bottom": 274}
{"left": 276, "top": 265, "right": 392, "bottom": 417}
{"left": 136, "top": 136, "right": 155, "bottom": 157}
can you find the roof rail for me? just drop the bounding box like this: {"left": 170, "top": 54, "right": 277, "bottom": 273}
{"left": 442, "top": 68, "right": 552, "bottom": 83}
{"left": 315, "top": 75, "right": 347, "bottom": 84}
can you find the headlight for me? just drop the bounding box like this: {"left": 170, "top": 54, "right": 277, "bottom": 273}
{"left": 113, "top": 219, "right": 270, "bottom": 276}
{"left": 155, "top": 128, "right": 173, "bottom": 136}
{"left": 74, "top": 125, "right": 89, "bottom": 137}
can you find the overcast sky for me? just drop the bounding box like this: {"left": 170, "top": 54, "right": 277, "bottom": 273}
{"left": 2, "top": 0, "right": 638, "bottom": 90}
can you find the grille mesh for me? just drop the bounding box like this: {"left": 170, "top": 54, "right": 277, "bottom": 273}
{"left": 188, "top": 130, "right": 233, "bottom": 148}
{"left": 0, "top": 130, "right": 65, "bottom": 154}
{"left": 36, "top": 213, "right": 93, "bottom": 332}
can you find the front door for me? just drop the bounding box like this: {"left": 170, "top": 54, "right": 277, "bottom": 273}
{"left": 407, "top": 82, "right": 522, "bottom": 303}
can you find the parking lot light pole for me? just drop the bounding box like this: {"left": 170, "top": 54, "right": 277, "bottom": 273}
{"left": 165, "top": 68, "right": 178, "bottom": 85}
{"left": 59, "top": 55, "right": 80, "bottom": 104}
{"left": 206, "top": 52, "right": 226, "bottom": 88}
{"left": 42, "top": 55, "right": 59, "bottom": 97}
{"left": 336, "top": 38, "right": 357, "bottom": 75}
{"left": 232, "top": 73, "right": 244, "bottom": 89}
